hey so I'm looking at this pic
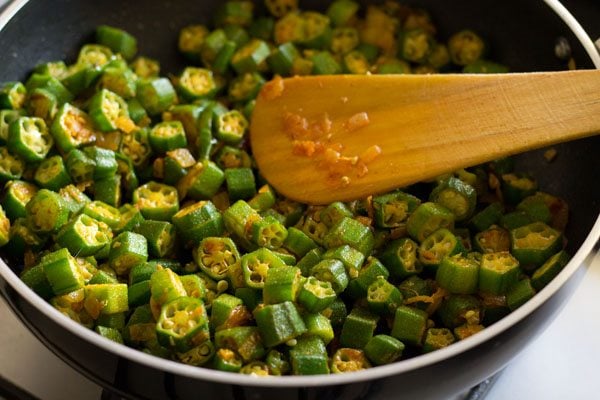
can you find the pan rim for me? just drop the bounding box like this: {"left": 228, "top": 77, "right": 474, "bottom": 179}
{"left": 0, "top": 0, "right": 598, "bottom": 388}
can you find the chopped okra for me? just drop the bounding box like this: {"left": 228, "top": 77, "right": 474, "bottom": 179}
{"left": 0, "top": 2, "right": 574, "bottom": 377}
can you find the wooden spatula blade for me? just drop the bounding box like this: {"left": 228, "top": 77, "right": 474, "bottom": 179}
{"left": 251, "top": 72, "right": 600, "bottom": 204}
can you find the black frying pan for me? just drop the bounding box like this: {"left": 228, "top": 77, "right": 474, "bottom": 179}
{"left": 0, "top": 1, "right": 599, "bottom": 399}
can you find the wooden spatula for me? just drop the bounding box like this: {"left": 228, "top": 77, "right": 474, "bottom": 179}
{"left": 250, "top": 70, "right": 600, "bottom": 204}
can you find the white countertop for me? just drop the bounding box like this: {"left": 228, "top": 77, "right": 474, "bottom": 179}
{"left": 1, "top": 250, "right": 599, "bottom": 399}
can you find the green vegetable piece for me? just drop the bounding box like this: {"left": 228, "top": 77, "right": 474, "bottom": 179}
{"left": 99, "top": 65, "right": 137, "bottom": 99}
{"left": 423, "top": 328, "right": 456, "bottom": 353}
{"left": 379, "top": 238, "right": 422, "bottom": 279}
{"left": 349, "top": 256, "right": 390, "bottom": 299}
{"left": 418, "top": 228, "right": 464, "bottom": 270}
{"left": 398, "top": 29, "right": 433, "bottom": 63}
{"left": 430, "top": 177, "right": 477, "bottom": 221}
{"left": 330, "top": 27, "right": 359, "bottom": 54}
{"left": 96, "top": 25, "right": 137, "bottom": 60}
{"left": 340, "top": 307, "right": 379, "bottom": 349}
{"left": 231, "top": 39, "right": 270, "bottom": 74}
{"left": 214, "top": 348, "right": 243, "bottom": 373}
{"left": 311, "top": 51, "right": 342, "bottom": 75}
{"left": 248, "top": 184, "right": 276, "bottom": 212}
{"left": 366, "top": 276, "right": 403, "bottom": 315}
{"left": 377, "top": 58, "right": 411, "bottom": 74}
{"left": 156, "top": 296, "right": 209, "bottom": 353}
{"left": 214, "top": 1, "right": 254, "bottom": 27}
{"left": 297, "top": 276, "right": 336, "bottom": 313}
{"left": 224, "top": 167, "right": 256, "bottom": 201}
{"left": 136, "top": 78, "right": 176, "bottom": 116}
{"left": 211, "top": 293, "right": 243, "bottom": 331}
{"left": 134, "top": 220, "right": 176, "bottom": 258}
{"left": 283, "top": 227, "right": 318, "bottom": 259}
{"left": 437, "top": 295, "right": 481, "bottom": 329}
{"left": 364, "top": 335, "right": 405, "bottom": 366}
{"left": 311, "top": 259, "right": 348, "bottom": 294}
{"left": 41, "top": 248, "right": 85, "bottom": 296}
{"left": 327, "top": 0, "right": 359, "bottom": 27}
{"left": 241, "top": 248, "right": 285, "bottom": 289}
{"left": 33, "top": 155, "right": 71, "bottom": 191}
{"left": 108, "top": 231, "right": 148, "bottom": 275}
{"left": 436, "top": 253, "right": 480, "bottom": 294}
{"left": 469, "top": 202, "right": 503, "bottom": 232}
{"left": 50, "top": 103, "right": 96, "bottom": 153}
{"left": 20, "top": 264, "right": 55, "bottom": 299}
{"left": 127, "top": 280, "right": 151, "bottom": 307}
{"left": 215, "top": 110, "right": 249, "bottom": 145}
{"left": 193, "top": 237, "right": 239, "bottom": 280}
{"left": 95, "top": 326, "right": 124, "bottom": 344}
{"left": 149, "top": 121, "right": 187, "bottom": 153}
{"left": 0, "top": 146, "right": 24, "bottom": 182}
{"left": 295, "top": 247, "right": 323, "bottom": 276}
{"left": 173, "top": 201, "right": 224, "bottom": 246}
{"left": 56, "top": 214, "right": 111, "bottom": 257}
{"left": 372, "top": 191, "right": 421, "bottom": 229}
{"left": 228, "top": 72, "right": 265, "bottom": 103}
{"left": 223, "top": 199, "right": 260, "bottom": 240}
{"left": 93, "top": 174, "right": 121, "bottom": 207}
{"left": 180, "top": 161, "right": 225, "bottom": 200}
{"left": 474, "top": 226, "right": 511, "bottom": 254}
{"left": 463, "top": 60, "right": 508, "bottom": 74}
{"left": 7, "top": 117, "right": 53, "bottom": 162}
{"left": 330, "top": 348, "right": 371, "bottom": 373}
{"left": 501, "top": 173, "right": 538, "bottom": 205}
{"left": 83, "top": 146, "right": 118, "bottom": 180}
{"left": 25, "top": 73, "right": 73, "bottom": 105}
{"left": 26, "top": 88, "right": 58, "bottom": 122}
{"left": 478, "top": 251, "right": 521, "bottom": 295}
{"left": 531, "top": 250, "right": 569, "bottom": 291}
{"left": 510, "top": 222, "right": 562, "bottom": 271}
{"left": 323, "top": 216, "right": 374, "bottom": 256}
{"left": 88, "top": 89, "right": 130, "bottom": 132}
{"left": 133, "top": 181, "right": 179, "bottom": 221}
{"left": 0, "top": 205, "right": 8, "bottom": 246}
{"left": 263, "top": 266, "right": 302, "bottom": 304}
{"left": 391, "top": 305, "right": 429, "bottom": 346}
{"left": 0, "top": 110, "right": 23, "bottom": 144}
{"left": 176, "top": 67, "right": 217, "bottom": 101}
{"left": 150, "top": 267, "right": 186, "bottom": 306}
{"left": 120, "top": 128, "right": 153, "bottom": 168}
{"left": 448, "top": 30, "right": 485, "bottom": 66}
{"left": 506, "top": 279, "right": 536, "bottom": 311}
{"left": 407, "top": 202, "right": 455, "bottom": 243}
{"left": 289, "top": 337, "right": 329, "bottom": 375}
{"left": 178, "top": 24, "right": 209, "bottom": 61}
{"left": 1, "top": 180, "right": 38, "bottom": 220}
{"left": 254, "top": 301, "right": 306, "bottom": 347}
{"left": 7, "top": 218, "right": 46, "bottom": 255}
{"left": 26, "top": 188, "right": 69, "bottom": 233}
{"left": 322, "top": 245, "right": 364, "bottom": 279}
{"left": 83, "top": 201, "right": 121, "bottom": 230}
{"left": 0, "top": 81, "right": 26, "bottom": 110}
{"left": 342, "top": 50, "right": 370, "bottom": 74}
{"left": 84, "top": 283, "right": 129, "bottom": 317}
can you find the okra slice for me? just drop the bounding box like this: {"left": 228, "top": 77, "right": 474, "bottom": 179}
{"left": 83, "top": 200, "right": 121, "bottom": 230}
{"left": 215, "top": 110, "right": 249, "bottom": 145}
{"left": 377, "top": 58, "right": 411, "bottom": 75}
{"left": 95, "top": 326, "right": 124, "bottom": 344}
{"left": 248, "top": 184, "right": 277, "bottom": 213}
{"left": 330, "top": 348, "right": 371, "bottom": 373}
{"left": 364, "top": 335, "right": 405, "bottom": 366}
{"left": 150, "top": 267, "right": 186, "bottom": 308}
{"left": 311, "top": 259, "right": 348, "bottom": 294}
{"left": 463, "top": 60, "right": 509, "bottom": 74}
{"left": 41, "top": 248, "right": 86, "bottom": 296}
{"left": 156, "top": 296, "right": 210, "bottom": 353}
{"left": 134, "top": 220, "right": 176, "bottom": 258}
{"left": 177, "top": 341, "right": 215, "bottom": 367}
{"left": 26, "top": 88, "right": 58, "bottom": 122}
{"left": 214, "top": 0, "right": 254, "bottom": 27}
{"left": 25, "top": 73, "right": 73, "bottom": 105}
{"left": 0, "top": 147, "right": 24, "bottom": 182}
{"left": 372, "top": 191, "right": 421, "bottom": 229}
{"left": 214, "top": 348, "right": 243, "bottom": 373}
{"left": 120, "top": 128, "right": 153, "bottom": 168}
{"left": 83, "top": 145, "right": 118, "bottom": 180}
{"left": 510, "top": 222, "right": 562, "bottom": 271}
{"left": 7, "top": 218, "right": 46, "bottom": 256}
{"left": 34, "top": 155, "right": 71, "bottom": 191}
{"left": 342, "top": 50, "right": 370, "bottom": 74}
{"left": 531, "top": 250, "right": 569, "bottom": 291}
{"left": 84, "top": 283, "right": 129, "bottom": 319}
{"left": 327, "top": 0, "right": 359, "bottom": 27}
{"left": 407, "top": 202, "right": 455, "bottom": 243}
{"left": 20, "top": 262, "right": 54, "bottom": 299}
{"left": 366, "top": 276, "right": 403, "bottom": 315}
{"left": 228, "top": 72, "right": 265, "bottom": 103}
{"left": 448, "top": 29, "right": 485, "bottom": 66}
{"left": 89, "top": 89, "right": 132, "bottom": 132}
{"left": 26, "top": 188, "right": 69, "bottom": 233}
{"left": 322, "top": 244, "right": 364, "bottom": 279}
{"left": 430, "top": 177, "right": 477, "bottom": 221}
{"left": 1, "top": 180, "right": 38, "bottom": 219}
{"left": 7, "top": 117, "right": 53, "bottom": 162}
{"left": 263, "top": 266, "right": 303, "bottom": 304}
{"left": 506, "top": 279, "right": 536, "bottom": 311}
{"left": 418, "top": 228, "right": 464, "bottom": 270}
{"left": 50, "top": 103, "right": 97, "bottom": 153}
{"left": 99, "top": 65, "right": 137, "bottom": 99}
{"left": 297, "top": 276, "right": 336, "bottom": 313}
{"left": 241, "top": 248, "right": 285, "bottom": 289}
{"left": 250, "top": 215, "right": 288, "bottom": 250}
{"left": 340, "top": 307, "right": 379, "bottom": 349}
{"left": 178, "top": 24, "right": 209, "bottom": 62}
{"left": 133, "top": 181, "right": 179, "bottom": 221}
{"left": 436, "top": 253, "right": 480, "bottom": 295}
{"left": 423, "top": 328, "right": 456, "bottom": 353}
{"left": 501, "top": 173, "right": 538, "bottom": 205}
{"left": 289, "top": 336, "right": 329, "bottom": 375}
{"left": 96, "top": 25, "right": 137, "bottom": 60}
{"left": 108, "top": 231, "right": 148, "bottom": 275}
{"left": 474, "top": 226, "right": 511, "bottom": 254}
{"left": 172, "top": 201, "right": 224, "bottom": 246}
{"left": 0, "top": 81, "right": 26, "bottom": 110}
{"left": 0, "top": 110, "right": 23, "bottom": 144}
{"left": 231, "top": 39, "right": 270, "bottom": 74}
{"left": 264, "top": 349, "right": 290, "bottom": 376}
{"left": 254, "top": 301, "right": 306, "bottom": 347}
{"left": 0, "top": 204, "right": 8, "bottom": 246}
{"left": 437, "top": 294, "right": 481, "bottom": 329}
{"left": 56, "top": 214, "right": 112, "bottom": 257}
{"left": 210, "top": 293, "right": 243, "bottom": 331}
{"left": 427, "top": 42, "right": 451, "bottom": 69}
{"left": 136, "top": 77, "right": 176, "bottom": 116}
{"left": 379, "top": 238, "right": 422, "bottom": 279}
{"left": 469, "top": 202, "right": 503, "bottom": 232}
{"left": 215, "top": 326, "right": 265, "bottom": 363}
{"left": 193, "top": 237, "right": 239, "bottom": 280}
{"left": 391, "top": 305, "right": 429, "bottom": 346}
{"left": 478, "top": 251, "right": 520, "bottom": 295}
{"left": 398, "top": 28, "right": 433, "bottom": 63}
{"left": 323, "top": 216, "right": 374, "bottom": 256}
{"left": 178, "top": 161, "right": 225, "bottom": 200}
{"left": 348, "top": 256, "right": 390, "bottom": 299}
{"left": 176, "top": 67, "right": 217, "bottom": 101}
{"left": 149, "top": 121, "right": 187, "bottom": 153}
